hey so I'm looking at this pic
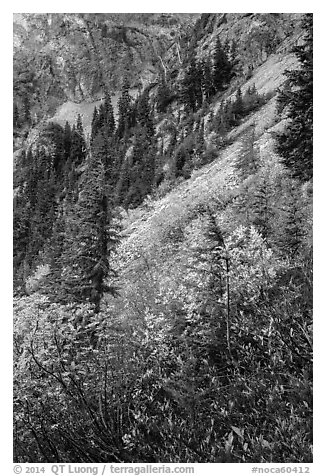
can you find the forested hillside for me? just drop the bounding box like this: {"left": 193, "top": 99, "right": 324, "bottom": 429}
{"left": 13, "top": 13, "right": 313, "bottom": 463}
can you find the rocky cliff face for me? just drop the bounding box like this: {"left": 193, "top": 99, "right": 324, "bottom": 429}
{"left": 13, "top": 13, "right": 303, "bottom": 118}
{"left": 194, "top": 13, "right": 302, "bottom": 72}
{"left": 13, "top": 13, "right": 199, "bottom": 105}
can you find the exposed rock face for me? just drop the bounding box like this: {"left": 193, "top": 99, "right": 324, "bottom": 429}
{"left": 13, "top": 13, "right": 303, "bottom": 125}
{"left": 13, "top": 13, "right": 199, "bottom": 104}
{"left": 192, "top": 13, "right": 302, "bottom": 74}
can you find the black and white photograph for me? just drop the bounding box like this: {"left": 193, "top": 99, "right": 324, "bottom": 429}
{"left": 12, "top": 9, "right": 313, "bottom": 467}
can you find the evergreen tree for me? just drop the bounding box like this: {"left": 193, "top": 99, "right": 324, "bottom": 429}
{"left": 90, "top": 128, "right": 107, "bottom": 164}
{"left": 76, "top": 114, "right": 83, "bottom": 133}
{"left": 243, "top": 83, "right": 260, "bottom": 113}
{"left": 13, "top": 192, "right": 31, "bottom": 289}
{"left": 200, "top": 58, "right": 215, "bottom": 102}
{"left": 142, "top": 142, "right": 156, "bottom": 197}
{"left": 228, "top": 39, "right": 238, "bottom": 71}
{"left": 122, "top": 124, "right": 156, "bottom": 208}
{"left": 92, "top": 95, "right": 115, "bottom": 142}
{"left": 97, "top": 103, "right": 107, "bottom": 131}
{"left": 22, "top": 94, "right": 31, "bottom": 125}
{"left": 187, "top": 207, "right": 232, "bottom": 365}
{"left": 195, "top": 120, "right": 205, "bottom": 155}
{"left": 91, "top": 106, "right": 100, "bottom": 143}
{"left": 37, "top": 122, "right": 65, "bottom": 172}
{"left": 61, "top": 152, "right": 119, "bottom": 313}
{"left": 251, "top": 174, "right": 274, "bottom": 239}
{"left": 63, "top": 121, "right": 72, "bottom": 161}
{"left": 46, "top": 123, "right": 65, "bottom": 173}
{"left": 231, "top": 87, "right": 244, "bottom": 124}
{"left": 91, "top": 98, "right": 114, "bottom": 143}
{"left": 156, "top": 78, "right": 173, "bottom": 113}
{"left": 277, "top": 180, "right": 305, "bottom": 258}
{"left": 165, "top": 127, "right": 177, "bottom": 160}
{"left": 115, "top": 152, "right": 131, "bottom": 207}
{"left": 183, "top": 113, "right": 195, "bottom": 137}
{"left": 91, "top": 130, "right": 117, "bottom": 190}
{"left": 69, "top": 119, "right": 87, "bottom": 167}
{"left": 276, "top": 80, "right": 292, "bottom": 116}
{"left": 223, "top": 38, "right": 230, "bottom": 57}
{"left": 26, "top": 149, "right": 57, "bottom": 267}
{"left": 234, "top": 125, "right": 260, "bottom": 180}
{"left": 276, "top": 14, "right": 313, "bottom": 182}
{"left": 207, "top": 110, "right": 214, "bottom": 131}
{"left": 40, "top": 205, "right": 67, "bottom": 299}
{"left": 180, "top": 56, "right": 202, "bottom": 112}
{"left": 63, "top": 158, "right": 78, "bottom": 201}
{"left": 116, "top": 78, "right": 132, "bottom": 140}
{"left": 136, "top": 89, "right": 155, "bottom": 138}
{"left": 212, "top": 37, "right": 233, "bottom": 93}
{"left": 24, "top": 148, "right": 38, "bottom": 210}
{"left": 215, "top": 99, "right": 232, "bottom": 136}
{"left": 174, "top": 145, "right": 188, "bottom": 178}
{"left": 103, "top": 93, "right": 115, "bottom": 136}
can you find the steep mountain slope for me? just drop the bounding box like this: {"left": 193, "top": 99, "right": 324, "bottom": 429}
{"left": 13, "top": 13, "right": 301, "bottom": 119}
{"left": 13, "top": 13, "right": 313, "bottom": 464}
{"left": 47, "top": 50, "right": 298, "bottom": 139}
{"left": 13, "top": 12, "right": 309, "bottom": 304}
{"left": 111, "top": 49, "right": 300, "bottom": 311}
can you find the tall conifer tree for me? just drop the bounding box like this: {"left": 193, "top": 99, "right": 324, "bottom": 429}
{"left": 212, "top": 37, "right": 233, "bottom": 93}
{"left": 61, "top": 152, "right": 119, "bottom": 313}
{"left": 69, "top": 118, "right": 86, "bottom": 167}
{"left": 276, "top": 14, "right": 313, "bottom": 182}
{"left": 63, "top": 121, "right": 72, "bottom": 161}
{"left": 103, "top": 93, "right": 115, "bottom": 136}
{"left": 116, "top": 78, "right": 132, "bottom": 140}
{"left": 234, "top": 125, "right": 260, "bottom": 180}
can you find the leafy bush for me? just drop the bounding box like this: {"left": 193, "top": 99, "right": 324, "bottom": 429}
{"left": 14, "top": 215, "right": 312, "bottom": 463}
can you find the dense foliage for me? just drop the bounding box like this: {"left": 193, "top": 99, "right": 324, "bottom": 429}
{"left": 13, "top": 12, "right": 312, "bottom": 464}
{"left": 276, "top": 14, "right": 313, "bottom": 181}
{"left": 14, "top": 208, "right": 313, "bottom": 462}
